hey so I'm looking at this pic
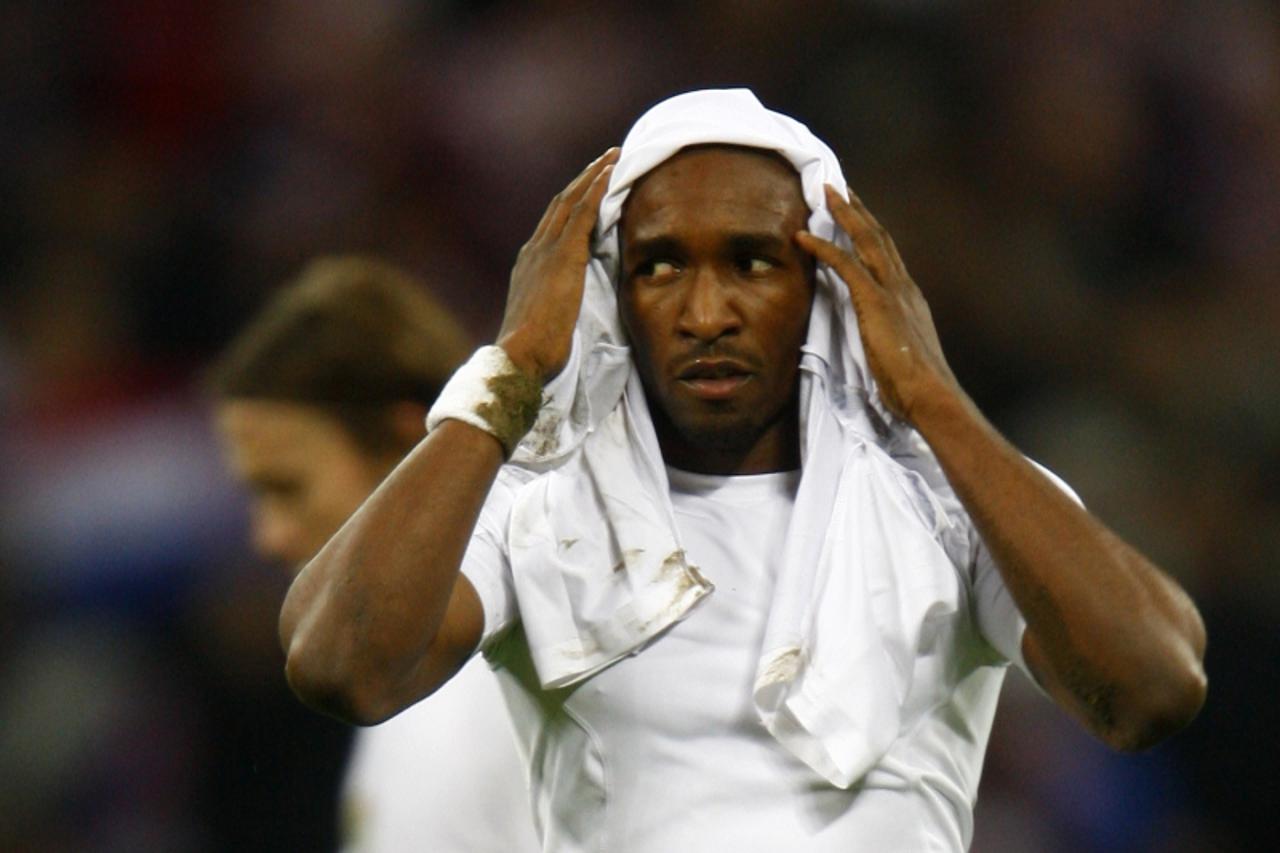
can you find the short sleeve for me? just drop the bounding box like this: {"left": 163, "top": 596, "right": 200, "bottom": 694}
{"left": 458, "top": 468, "right": 525, "bottom": 654}
{"left": 971, "top": 459, "right": 1084, "bottom": 677}
{"left": 972, "top": 545, "right": 1028, "bottom": 671}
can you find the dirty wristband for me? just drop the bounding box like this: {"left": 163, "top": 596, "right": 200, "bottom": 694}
{"left": 425, "top": 346, "right": 543, "bottom": 457}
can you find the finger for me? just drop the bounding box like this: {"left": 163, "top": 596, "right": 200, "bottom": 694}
{"left": 795, "top": 229, "right": 880, "bottom": 292}
{"left": 560, "top": 162, "right": 615, "bottom": 247}
{"left": 531, "top": 148, "right": 617, "bottom": 241}
{"left": 531, "top": 151, "right": 613, "bottom": 241}
{"left": 534, "top": 148, "right": 620, "bottom": 242}
{"left": 824, "top": 185, "right": 902, "bottom": 281}
{"left": 843, "top": 186, "right": 907, "bottom": 272}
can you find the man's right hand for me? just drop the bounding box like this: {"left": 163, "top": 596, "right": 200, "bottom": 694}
{"left": 497, "top": 147, "right": 619, "bottom": 384}
{"left": 279, "top": 150, "right": 619, "bottom": 724}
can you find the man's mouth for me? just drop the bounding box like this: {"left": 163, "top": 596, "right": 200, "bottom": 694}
{"left": 675, "top": 359, "right": 753, "bottom": 400}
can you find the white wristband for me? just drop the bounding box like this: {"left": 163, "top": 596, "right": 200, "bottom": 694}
{"left": 426, "top": 346, "right": 543, "bottom": 457}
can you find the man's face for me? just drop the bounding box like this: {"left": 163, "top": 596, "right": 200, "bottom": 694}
{"left": 619, "top": 146, "right": 814, "bottom": 474}
{"left": 215, "top": 400, "right": 391, "bottom": 571}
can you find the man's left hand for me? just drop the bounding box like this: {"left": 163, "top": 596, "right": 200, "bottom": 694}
{"left": 796, "top": 184, "right": 960, "bottom": 424}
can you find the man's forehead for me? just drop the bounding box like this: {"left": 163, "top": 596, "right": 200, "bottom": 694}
{"left": 665, "top": 142, "right": 798, "bottom": 175}
{"left": 620, "top": 144, "right": 808, "bottom": 239}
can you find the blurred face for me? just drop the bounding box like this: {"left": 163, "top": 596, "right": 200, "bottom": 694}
{"left": 619, "top": 146, "right": 814, "bottom": 474}
{"left": 215, "top": 400, "right": 392, "bottom": 570}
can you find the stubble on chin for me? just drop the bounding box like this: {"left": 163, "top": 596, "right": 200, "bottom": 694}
{"left": 652, "top": 395, "right": 776, "bottom": 458}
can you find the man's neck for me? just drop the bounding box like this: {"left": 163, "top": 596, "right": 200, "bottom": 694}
{"left": 652, "top": 411, "right": 801, "bottom": 476}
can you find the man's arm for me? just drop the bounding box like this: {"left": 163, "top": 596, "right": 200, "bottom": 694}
{"left": 796, "top": 186, "right": 1207, "bottom": 751}
{"left": 280, "top": 149, "right": 619, "bottom": 725}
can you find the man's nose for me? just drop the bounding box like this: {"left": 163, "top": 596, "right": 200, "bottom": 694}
{"left": 676, "top": 267, "right": 740, "bottom": 342}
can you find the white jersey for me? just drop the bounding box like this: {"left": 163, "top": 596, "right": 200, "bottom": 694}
{"left": 462, "top": 466, "right": 1029, "bottom": 852}
{"left": 339, "top": 655, "right": 541, "bottom": 853}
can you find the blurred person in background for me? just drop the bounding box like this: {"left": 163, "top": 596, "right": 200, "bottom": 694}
{"left": 209, "top": 256, "right": 539, "bottom": 851}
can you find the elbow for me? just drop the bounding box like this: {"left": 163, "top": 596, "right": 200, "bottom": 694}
{"left": 282, "top": 625, "right": 405, "bottom": 727}
{"left": 1104, "top": 660, "right": 1208, "bottom": 753}
{"left": 1107, "top": 610, "right": 1210, "bottom": 752}
{"left": 278, "top": 579, "right": 412, "bottom": 726}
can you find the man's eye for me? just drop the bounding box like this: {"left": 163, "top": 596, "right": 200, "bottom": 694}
{"left": 638, "top": 260, "right": 679, "bottom": 279}
{"left": 740, "top": 256, "right": 775, "bottom": 275}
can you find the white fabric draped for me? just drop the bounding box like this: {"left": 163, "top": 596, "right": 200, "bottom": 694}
{"left": 503, "top": 88, "right": 970, "bottom": 788}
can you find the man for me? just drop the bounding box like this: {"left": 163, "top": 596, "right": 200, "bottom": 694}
{"left": 279, "top": 91, "right": 1207, "bottom": 850}
{"left": 209, "top": 256, "right": 539, "bottom": 851}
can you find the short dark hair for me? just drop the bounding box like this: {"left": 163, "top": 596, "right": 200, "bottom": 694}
{"left": 208, "top": 256, "right": 472, "bottom": 454}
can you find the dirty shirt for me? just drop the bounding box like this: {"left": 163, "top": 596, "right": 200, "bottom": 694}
{"left": 460, "top": 463, "right": 1029, "bottom": 853}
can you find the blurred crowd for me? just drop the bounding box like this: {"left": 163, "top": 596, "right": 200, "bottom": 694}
{"left": 0, "top": 1, "right": 1276, "bottom": 850}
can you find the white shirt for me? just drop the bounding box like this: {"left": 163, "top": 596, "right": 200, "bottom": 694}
{"left": 462, "top": 466, "right": 1028, "bottom": 852}
{"left": 338, "top": 656, "right": 541, "bottom": 853}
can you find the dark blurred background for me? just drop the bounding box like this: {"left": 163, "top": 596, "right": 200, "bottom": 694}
{"left": 0, "top": 1, "right": 1276, "bottom": 850}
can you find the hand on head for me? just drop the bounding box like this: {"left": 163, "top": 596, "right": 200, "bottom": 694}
{"left": 795, "top": 185, "right": 960, "bottom": 423}
{"left": 497, "top": 148, "right": 620, "bottom": 385}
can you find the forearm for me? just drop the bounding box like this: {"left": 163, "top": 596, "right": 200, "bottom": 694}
{"left": 910, "top": 383, "right": 1207, "bottom": 749}
{"left": 797, "top": 185, "right": 1206, "bottom": 748}
{"left": 280, "top": 151, "right": 615, "bottom": 724}
{"left": 280, "top": 419, "right": 505, "bottom": 723}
